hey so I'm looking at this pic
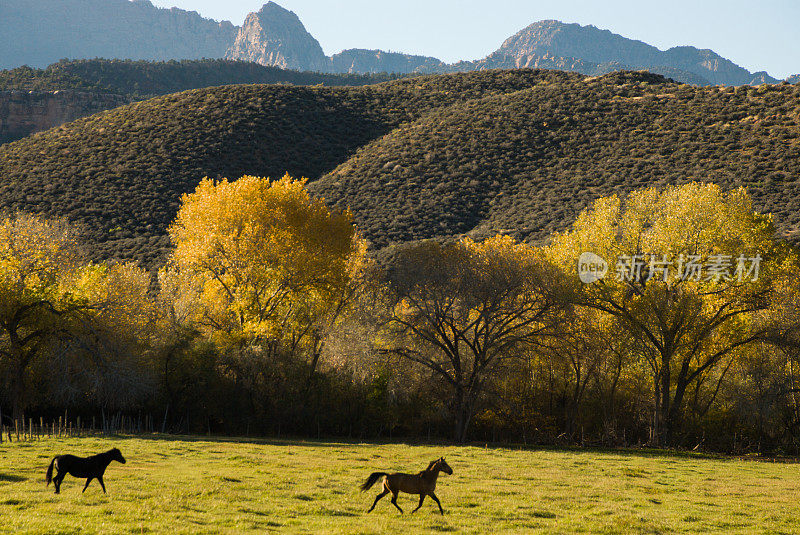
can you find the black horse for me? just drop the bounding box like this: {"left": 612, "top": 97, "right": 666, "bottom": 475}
{"left": 45, "top": 448, "right": 126, "bottom": 494}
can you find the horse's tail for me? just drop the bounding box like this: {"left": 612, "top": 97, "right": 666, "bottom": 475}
{"left": 45, "top": 457, "right": 56, "bottom": 486}
{"left": 360, "top": 472, "right": 387, "bottom": 491}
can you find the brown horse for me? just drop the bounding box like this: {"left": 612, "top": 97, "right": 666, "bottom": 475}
{"left": 45, "top": 448, "right": 126, "bottom": 494}
{"left": 361, "top": 457, "right": 453, "bottom": 514}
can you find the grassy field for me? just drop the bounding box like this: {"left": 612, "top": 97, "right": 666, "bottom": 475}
{"left": 1, "top": 435, "right": 799, "bottom": 534}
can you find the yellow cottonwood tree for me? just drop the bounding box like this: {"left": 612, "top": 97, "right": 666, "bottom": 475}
{"left": 0, "top": 214, "right": 154, "bottom": 419}
{"left": 164, "top": 174, "right": 364, "bottom": 369}
{"left": 547, "top": 183, "right": 794, "bottom": 445}
{"left": 0, "top": 214, "right": 83, "bottom": 419}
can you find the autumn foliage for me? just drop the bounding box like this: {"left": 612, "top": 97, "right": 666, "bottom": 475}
{"left": 164, "top": 174, "right": 362, "bottom": 351}
{"left": 3, "top": 180, "right": 800, "bottom": 451}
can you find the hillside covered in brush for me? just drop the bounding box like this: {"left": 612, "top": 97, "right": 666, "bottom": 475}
{"left": 0, "top": 65, "right": 114, "bottom": 93}
{"left": 1, "top": 69, "right": 799, "bottom": 266}
{"left": 0, "top": 69, "right": 571, "bottom": 265}
{"left": 0, "top": 59, "right": 406, "bottom": 98}
{"left": 44, "top": 59, "right": 406, "bottom": 97}
{"left": 311, "top": 72, "right": 800, "bottom": 248}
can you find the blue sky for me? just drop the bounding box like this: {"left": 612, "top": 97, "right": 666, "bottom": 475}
{"left": 150, "top": 0, "right": 799, "bottom": 78}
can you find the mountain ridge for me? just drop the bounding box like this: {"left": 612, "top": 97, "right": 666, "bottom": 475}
{"left": 491, "top": 20, "right": 771, "bottom": 85}
{"left": 1, "top": 1, "right": 794, "bottom": 86}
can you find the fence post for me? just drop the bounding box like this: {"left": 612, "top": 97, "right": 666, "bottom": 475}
{"left": 15, "top": 419, "right": 19, "bottom": 441}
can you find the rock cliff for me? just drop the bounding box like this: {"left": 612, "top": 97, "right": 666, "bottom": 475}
{"left": 0, "top": 0, "right": 236, "bottom": 69}
{"left": 0, "top": 90, "right": 130, "bottom": 144}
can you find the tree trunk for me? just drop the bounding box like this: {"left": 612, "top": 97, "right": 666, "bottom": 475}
{"left": 654, "top": 352, "right": 675, "bottom": 446}
{"left": 453, "top": 388, "right": 473, "bottom": 443}
{"left": 305, "top": 338, "right": 322, "bottom": 390}
{"left": 652, "top": 370, "right": 661, "bottom": 447}
{"left": 566, "top": 373, "right": 584, "bottom": 440}
{"left": 666, "top": 377, "right": 691, "bottom": 446}
{"left": 11, "top": 362, "right": 25, "bottom": 421}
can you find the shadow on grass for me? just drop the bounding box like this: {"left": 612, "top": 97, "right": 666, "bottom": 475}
{"left": 113, "top": 433, "right": 373, "bottom": 449}
{"left": 47, "top": 432, "right": 800, "bottom": 464}
{"left": 0, "top": 473, "right": 27, "bottom": 483}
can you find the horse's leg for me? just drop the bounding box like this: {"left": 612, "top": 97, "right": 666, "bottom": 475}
{"left": 53, "top": 473, "right": 63, "bottom": 494}
{"left": 82, "top": 478, "right": 93, "bottom": 493}
{"left": 411, "top": 494, "right": 426, "bottom": 513}
{"left": 367, "top": 489, "right": 389, "bottom": 512}
{"left": 429, "top": 492, "right": 444, "bottom": 515}
{"left": 97, "top": 476, "right": 107, "bottom": 494}
{"left": 390, "top": 491, "right": 403, "bottom": 514}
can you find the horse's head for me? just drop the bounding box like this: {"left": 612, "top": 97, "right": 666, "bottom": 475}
{"left": 435, "top": 457, "right": 453, "bottom": 475}
{"left": 110, "top": 448, "right": 126, "bottom": 464}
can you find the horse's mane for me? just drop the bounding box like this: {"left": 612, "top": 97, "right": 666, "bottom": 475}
{"left": 425, "top": 459, "right": 438, "bottom": 471}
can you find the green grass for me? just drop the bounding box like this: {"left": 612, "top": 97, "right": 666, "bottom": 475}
{"left": 1, "top": 435, "right": 799, "bottom": 534}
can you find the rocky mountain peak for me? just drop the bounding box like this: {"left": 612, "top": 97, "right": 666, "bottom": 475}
{"left": 498, "top": 20, "right": 660, "bottom": 68}
{"left": 225, "top": 2, "right": 329, "bottom": 72}
{"left": 494, "top": 19, "right": 777, "bottom": 86}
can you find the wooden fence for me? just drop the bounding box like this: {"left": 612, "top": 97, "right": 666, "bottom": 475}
{"left": 0, "top": 414, "right": 157, "bottom": 443}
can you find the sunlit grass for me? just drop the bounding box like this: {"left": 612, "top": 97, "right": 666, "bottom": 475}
{"left": 1, "top": 435, "right": 799, "bottom": 533}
